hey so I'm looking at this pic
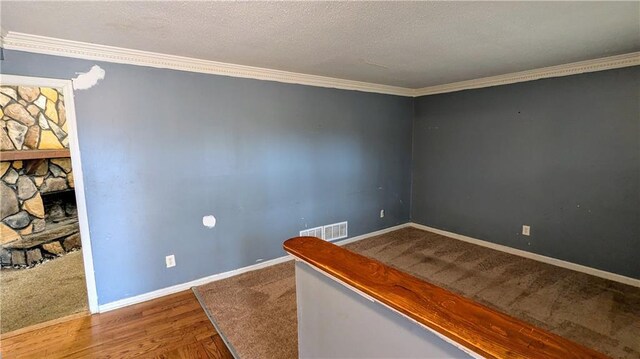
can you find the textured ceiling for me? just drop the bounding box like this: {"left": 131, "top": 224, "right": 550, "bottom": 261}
{"left": 1, "top": 2, "right": 639, "bottom": 88}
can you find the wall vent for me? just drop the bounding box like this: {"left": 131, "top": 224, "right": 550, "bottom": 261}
{"left": 323, "top": 221, "right": 348, "bottom": 242}
{"left": 299, "top": 226, "right": 324, "bottom": 239}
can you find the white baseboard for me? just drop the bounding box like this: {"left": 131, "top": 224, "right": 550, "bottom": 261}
{"left": 98, "top": 255, "right": 292, "bottom": 313}
{"left": 335, "top": 223, "right": 411, "bottom": 246}
{"left": 98, "top": 222, "right": 411, "bottom": 312}
{"left": 408, "top": 222, "right": 640, "bottom": 288}
{"left": 99, "top": 221, "right": 638, "bottom": 312}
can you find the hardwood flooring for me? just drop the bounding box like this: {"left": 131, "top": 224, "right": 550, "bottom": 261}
{"left": 0, "top": 291, "right": 234, "bottom": 359}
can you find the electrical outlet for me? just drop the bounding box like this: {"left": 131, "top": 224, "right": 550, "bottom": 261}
{"left": 165, "top": 254, "right": 176, "bottom": 268}
{"left": 380, "top": 209, "right": 385, "bottom": 218}
{"left": 522, "top": 225, "right": 530, "bottom": 236}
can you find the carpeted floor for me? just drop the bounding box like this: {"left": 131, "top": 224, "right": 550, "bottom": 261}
{"left": 195, "top": 261, "right": 298, "bottom": 359}
{"left": 1, "top": 250, "right": 89, "bottom": 333}
{"left": 194, "top": 227, "right": 640, "bottom": 359}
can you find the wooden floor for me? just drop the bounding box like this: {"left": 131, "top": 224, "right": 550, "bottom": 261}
{"left": 0, "top": 291, "right": 234, "bottom": 358}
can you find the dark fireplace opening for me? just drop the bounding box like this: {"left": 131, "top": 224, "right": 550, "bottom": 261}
{"left": 2, "top": 187, "right": 83, "bottom": 268}
{"left": 42, "top": 189, "right": 78, "bottom": 224}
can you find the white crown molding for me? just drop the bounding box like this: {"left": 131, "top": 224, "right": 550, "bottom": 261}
{"left": 1, "top": 31, "right": 413, "bottom": 97}
{"left": 412, "top": 52, "right": 640, "bottom": 97}
{"left": 2, "top": 31, "right": 639, "bottom": 97}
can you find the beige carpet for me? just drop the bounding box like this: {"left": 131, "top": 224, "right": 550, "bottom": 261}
{"left": 195, "top": 261, "right": 298, "bottom": 359}
{"left": 194, "top": 228, "right": 640, "bottom": 359}
{"left": 0, "top": 250, "right": 89, "bottom": 333}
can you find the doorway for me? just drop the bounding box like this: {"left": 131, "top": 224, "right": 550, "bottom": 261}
{"left": 0, "top": 75, "right": 97, "bottom": 333}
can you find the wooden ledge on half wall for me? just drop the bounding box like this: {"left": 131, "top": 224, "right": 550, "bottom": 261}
{"left": 0, "top": 149, "right": 71, "bottom": 162}
{"left": 283, "top": 236, "right": 608, "bottom": 359}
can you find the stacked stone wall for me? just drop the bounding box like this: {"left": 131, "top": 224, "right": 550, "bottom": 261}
{"left": 1, "top": 85, "right": 81, "bottom": 268}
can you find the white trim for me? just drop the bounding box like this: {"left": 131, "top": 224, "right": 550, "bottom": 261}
{"left": 0, "top": 74, "right": 100, "bottom": 313}
{"left": 412, "top": 52, "right": 640, "bottom": 96}
{"left": 1, "top": 32, "right": 412, "bottom": 97}
{"left": 98, "top": 223, "right": 410, "bottom": 312}
{"left": 335, "top": 223, "right": 410, "bottom": 246}
{"left": 98, "top": 254, "right": 293, "bottom": 313}
{"left": 93, "top": 220, "right": 640, "bottom": 312}
{"left": 3, "top": 32, "right": 638, "bottom": 97}
{"left": 409, "top": 223, "right": 640, "bottom": 288}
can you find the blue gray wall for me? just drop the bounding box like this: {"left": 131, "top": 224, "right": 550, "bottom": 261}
{"left": 1, "top": 50, "right": 413, "bottom": 304}
{"left": 411, "top": 67, "right": 640, "bottom": 279}
{"left": 3, "top": 48, "right": 637, "bottom": 304}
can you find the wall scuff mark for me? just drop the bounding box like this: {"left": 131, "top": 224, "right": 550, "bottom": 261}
{"left": 202, "top": 215, "right": 216, "bottom": 229}
{"left": 72, "top": 65, "right": 105, "bottom": 90}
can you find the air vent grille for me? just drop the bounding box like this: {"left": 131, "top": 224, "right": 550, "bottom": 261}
{"left": 299, "top": 226, "right": 324, "bottom": 239}
{"left": 323, "top": 221, "right": 348, "bottom": 242}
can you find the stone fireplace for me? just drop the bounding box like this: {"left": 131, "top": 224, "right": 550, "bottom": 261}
{"left": 1, "top": 85, "right": 81, "bottom": 268}
{"left": 0, "top": 158, "right": 81, "bottom": 267}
